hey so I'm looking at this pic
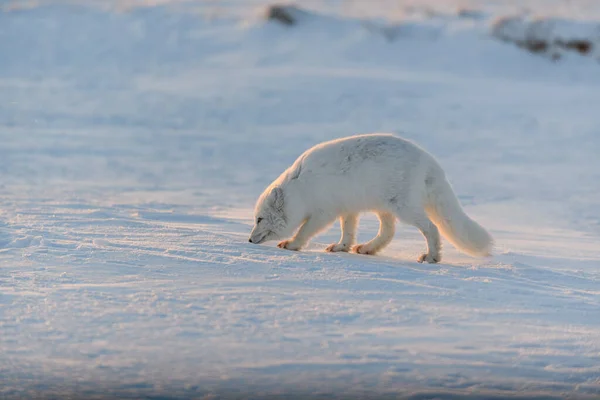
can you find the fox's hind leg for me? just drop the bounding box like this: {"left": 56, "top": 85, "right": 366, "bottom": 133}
{"left": 394, "top": 208, "right": 441, "bottom": 263}
{"left": 326, "top": 213, "right": 358, "bottom": 252}
{"left": 353, "top": 212, "right": 395, "bottom": 255}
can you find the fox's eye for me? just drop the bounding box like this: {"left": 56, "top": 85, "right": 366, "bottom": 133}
{"left": 256, "top": 217, "right": 263, "bottom": 224}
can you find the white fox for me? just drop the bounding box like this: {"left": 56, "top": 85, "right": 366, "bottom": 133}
{"left": 248, "top": 133, "right": 493, "bottom": 263}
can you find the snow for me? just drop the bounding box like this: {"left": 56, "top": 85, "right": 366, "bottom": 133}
{"left": 1, "top": 1, "right": 599, "bottom": 398}
{"left": 492, "top": 16, "right": 600, "bottom": 60}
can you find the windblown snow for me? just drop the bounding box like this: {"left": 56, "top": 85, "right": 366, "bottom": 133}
{"left": 0, "top": 1, "right": 599, "bottom": 399}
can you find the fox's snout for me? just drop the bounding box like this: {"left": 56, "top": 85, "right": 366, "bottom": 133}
{"left": 248, "top": 228, "right": 269, "bottom": 244}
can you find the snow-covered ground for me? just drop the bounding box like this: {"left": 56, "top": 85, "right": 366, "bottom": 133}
{"left": 1, "top": 1, "right": 599, "bottom": 398}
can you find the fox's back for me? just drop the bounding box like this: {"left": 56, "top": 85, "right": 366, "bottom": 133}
{"left": 300, "top": 133, "right": 427, "bottom": 175}
{"left": 289, "top": 134, "right": 435, "bottom": 212}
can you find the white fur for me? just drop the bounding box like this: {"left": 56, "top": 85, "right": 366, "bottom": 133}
{"left": 248, "top": 133, "right": 493, "bottom": 263}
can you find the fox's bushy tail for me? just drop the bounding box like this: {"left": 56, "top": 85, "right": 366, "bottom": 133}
{"left": 425, "top": 172, "right": 493, "bottom": 257}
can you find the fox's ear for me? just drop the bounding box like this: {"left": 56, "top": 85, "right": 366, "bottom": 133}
{"left": 269, "top": 187, "right": 284, "bottom": 211}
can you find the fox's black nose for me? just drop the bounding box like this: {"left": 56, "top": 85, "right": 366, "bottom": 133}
{"left": 249, "top": 238, "right": 253, "bottom": 243}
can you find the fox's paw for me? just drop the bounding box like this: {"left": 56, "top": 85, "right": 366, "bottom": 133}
{"left": 326, "top": 243, "right": 350, "bottom": 252}
{"left": 352, "top": 244, "right": 378, "bottom": 255}
{"left": 418, "top": 253, "right": 441, "bottom": 264}
{"left": 277, "top": 240, "right": 301, "bottom": 251}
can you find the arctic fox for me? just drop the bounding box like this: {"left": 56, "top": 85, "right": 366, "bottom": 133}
{"left": 248, "top": 133, "right": 493, "bottom": 263}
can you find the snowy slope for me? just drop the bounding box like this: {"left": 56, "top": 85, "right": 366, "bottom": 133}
{"left": 1, "top": 1, "right": 599, "bottom": 399}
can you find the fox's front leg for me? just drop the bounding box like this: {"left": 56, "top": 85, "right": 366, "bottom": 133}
{"left": 278, "top": 213, "right": 336, "bottom": 251}
{"left": 326, "top": 213, "right": 358, "bottom": 252}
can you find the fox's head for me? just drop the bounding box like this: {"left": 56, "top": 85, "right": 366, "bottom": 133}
{"left": 249, "top": 186, "right": 290, "bottom": 244}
